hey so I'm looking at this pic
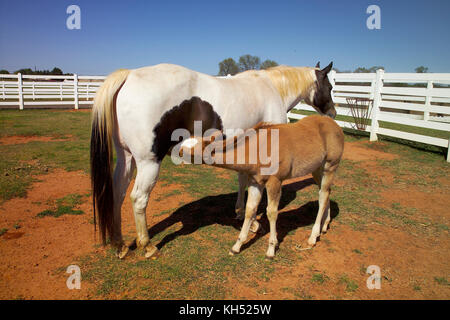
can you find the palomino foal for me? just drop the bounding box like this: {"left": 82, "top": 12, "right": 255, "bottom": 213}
{"left": 180, "top": 115, "right": 344, "bottom": 258}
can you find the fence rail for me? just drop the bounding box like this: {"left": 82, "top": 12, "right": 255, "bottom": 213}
{"left": 288, "top": 70, "right": 450, "bottom": 162}
{"left": 0, "top": 73, "right": 105, "bottom": 109}
{"left": 1, "top": 71, "right": 449, "bottom": 161}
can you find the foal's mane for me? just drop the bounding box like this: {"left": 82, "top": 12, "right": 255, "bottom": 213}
{"left": 263, "top": 66, "right": 316, "bottom": 102}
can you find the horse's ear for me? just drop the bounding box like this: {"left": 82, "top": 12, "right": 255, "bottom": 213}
{"left": 315, "top": 61, "right": 320, "bottom": 68}
{"left": 320, "top": 62, "right": 333, "bottom": 75}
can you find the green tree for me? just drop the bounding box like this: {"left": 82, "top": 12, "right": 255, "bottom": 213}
{"left": 0, "top": 69, "right": 9, "bottom": 74}
{"left": 238, "top": 54, "right": 261, "bottom": 71}
{"left": 14, "top": 68, "right": 34, "bottom": 75}
{"left": 354, "top": 66, "right": 384, "bottom": 73}
{"left": 333, "top": 68, "right": 351, "bottom": 73}
{"left": 260, "top": 59, "right": 279, "bottom": 69}
{"left": 218, "top": 58, "right": 240, "bottom": 76}
{"left": 50, "top": 67, "right": 63, "bottom": 75}
{"left": 415, "top": 66, "right": 428, "bottom": 73}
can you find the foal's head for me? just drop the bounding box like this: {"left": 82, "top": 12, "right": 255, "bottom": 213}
{"left": 306, "top": 62, "right": 336, "bottom": 119}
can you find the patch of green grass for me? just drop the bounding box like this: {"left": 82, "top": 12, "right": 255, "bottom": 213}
{"left": 0, "top": 110, "right": 92, "bottom": 201}
{"left": 311, "top": 272, "right": 329, "bottom": 284}
{"left": 158, "top": 158, "right": 238, "bottom": 197}
{"left": 373, "top": 205, "right": 448, "bottom": 236}
{"left": 352, "top": 249, "right": 363, "bottom": 255}
{"left": 338, "top": 274, "right": 359, "bottom": 292}
{"left": 434, "top": 277, "right": 450, "bottom": 286}
{"left": 154, "top": 189, "right": 182, "bottom": 202}
{"left": 0, "top": 228, "right": 8, "bottom": 236}
{"left": 36, "top": 193, "right": 85, "bottom": 218}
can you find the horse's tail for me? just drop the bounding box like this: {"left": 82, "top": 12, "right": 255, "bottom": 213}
{"left": 90, "top": 69, "right": 130, "bottom": 246}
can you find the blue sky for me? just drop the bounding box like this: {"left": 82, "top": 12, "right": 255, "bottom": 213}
{"left": 0, "top": 0, "right": 449, "bottom": 75}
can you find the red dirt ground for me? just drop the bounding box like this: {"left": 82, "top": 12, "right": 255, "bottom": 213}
{"left": 0, "top": 141, "right": 448, "bottom": 299}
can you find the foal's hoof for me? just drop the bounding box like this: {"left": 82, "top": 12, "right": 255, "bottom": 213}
{"left": 307, "top": 238, "right": 317, "bottom": 247}
{"left": 144, "top": 245, "right": 160, "bottom": 259}
{"left": 117, "top": 245, "right": 129, "bottom": 259}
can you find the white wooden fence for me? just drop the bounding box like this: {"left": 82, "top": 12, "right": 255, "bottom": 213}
{"left": 0, "top": 73, "right": 105, "bottom": 109}
{"left": 288, "top": 70, "right": 450, "bottom": 162}
{"left": 1, "top": 71, "right": 449, "bottom": 161}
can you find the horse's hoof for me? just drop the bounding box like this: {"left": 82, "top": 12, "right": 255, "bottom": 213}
{"left": 229, "top": 249, "right": 239, "bottom": 256}
{"left": 265, "top": 254, "right": 274, "bottom": 260}
{"left": 144, "top": 245, "right": 159, "bottom": 259}
{"left": 117, "top": 245, "right": 129, "bottom": 259}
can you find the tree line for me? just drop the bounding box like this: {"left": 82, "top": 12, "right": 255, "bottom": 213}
{"left": 0, "top": 67, "right": 72, "bottom": 76}
{"left": 218, "top": 54, "right": 279, "bottom": 76}
{"left": 218, "top": 56, "right": 430, "bottom": 76}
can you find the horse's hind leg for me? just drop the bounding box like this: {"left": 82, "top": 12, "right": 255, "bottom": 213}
{"left": 312, "top": 166, "right": 331, "bottom": 234}
{"left": 308, "top": 162, "right": 337, "bottom": 246}
{"left": 130, "top": 159, "right": 161, "bottom": 258}
{"left": 113, "top": 147, "right": 135, "bottom": 258}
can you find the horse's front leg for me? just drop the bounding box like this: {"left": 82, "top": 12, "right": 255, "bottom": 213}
{"left": 230, "top": 182, "right": 264, "bottom": 255}
{"left": 235, "top": 172, "right": 248, "bottom": 220}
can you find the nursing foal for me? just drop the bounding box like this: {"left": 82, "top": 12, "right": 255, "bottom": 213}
{"left": 180, "top": 115, "right": 344, "bottom": 258}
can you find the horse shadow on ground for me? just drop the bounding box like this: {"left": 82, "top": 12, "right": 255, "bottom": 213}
{"left": 131, "top": 177, "right": 340, "bottom": 253}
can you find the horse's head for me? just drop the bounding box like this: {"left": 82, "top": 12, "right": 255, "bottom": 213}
{"left": 305, "top": 62, "right": 336, "bottom": 119}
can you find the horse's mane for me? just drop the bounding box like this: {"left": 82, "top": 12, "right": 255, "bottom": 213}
{"left": 263, "top": 66, "right": 317, "bottom": 102}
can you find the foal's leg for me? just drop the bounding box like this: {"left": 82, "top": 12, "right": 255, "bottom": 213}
{"left": 235, "top": 172, "right": 248, "bottom": 220}
{"left": 130, "top": 159, "right": 161, "bottom": 258}
{"left": 308, "top": 163, "right": 337, "bottom": 246}
{"left": 112, "top": 147, "right": 135, "bottom": 258}
{"left": 321, "top": 201, "right": 331, "bottom": 234}
{"left": 312, "top": 167, "right": 331, "bottom": 234}
{"left": 230, "top": 182, "right": 263, "bottom": 254}
{"left": 265, "top": 177, "right": 282, "bottom": 258}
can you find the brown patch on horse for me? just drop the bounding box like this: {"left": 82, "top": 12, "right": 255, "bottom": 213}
{"left": 152, "top": 96, "right": 223, "bottom": 162}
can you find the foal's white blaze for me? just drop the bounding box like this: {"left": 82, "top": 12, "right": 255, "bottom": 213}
{"left": 180, "top": 138, "right": 199, "bottom": 149}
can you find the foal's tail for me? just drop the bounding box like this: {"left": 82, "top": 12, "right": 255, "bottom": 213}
{"left": 90, "top": 69, "right": 130, "bottom": 246}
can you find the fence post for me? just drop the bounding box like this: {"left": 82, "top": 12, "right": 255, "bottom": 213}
{"left": 74, "top": 74, "right": 79, "bottom": 109}
{"left": 424, "top": 80, "right": 432, "bottom": 121}
{"left": 447, "top": 138, "right": 450, "bottom": 163}
{"left": 17, "top": 73, "right": 23, "bottom": 110}
{"left": 329, "top": 69, "right": 336, "bottom": 102}
{"left": 369, "top": 69, "right": 384, "bottom": 141}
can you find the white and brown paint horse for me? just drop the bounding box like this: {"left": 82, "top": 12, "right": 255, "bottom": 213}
{"left": 90, "top": 62, "right": 336, "bottom": 258}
